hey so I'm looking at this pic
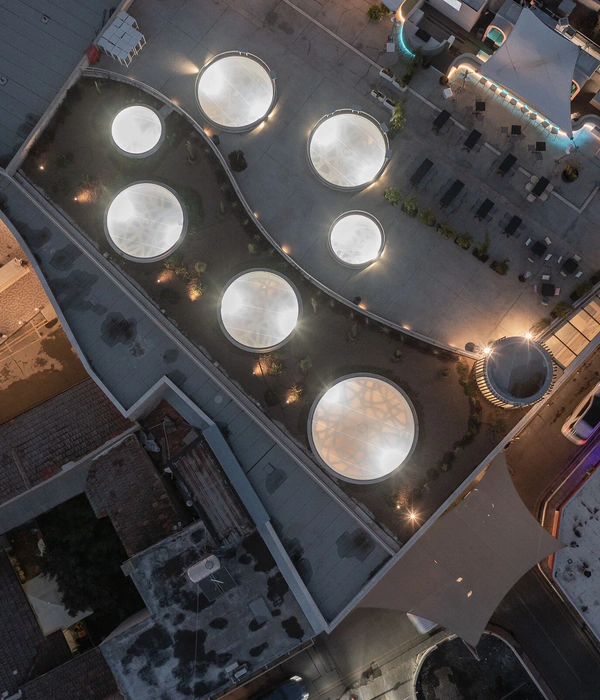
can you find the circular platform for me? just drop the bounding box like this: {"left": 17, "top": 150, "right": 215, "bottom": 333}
{"left": 110, "top": 105, "right": 164, "bottom": 157}
{"left": 196, "top": 52, "right": 276, "bottom": 132}
{"left": 328, "top": 211, "right": 385, "bottom": 267}
{"left": 218, "top": 269, "right": 301, "bottom": 352}
{"left": 105, "top": 182, "right": 186, "bottom": 262}
{"left": 308, "top": 374, "right": 418, "bottom": 483}
{"left": 475, "top": 336, "right": 555, "bottom": 408}
{"left": 308, "top": 110, "right": 388, "bottom": 190}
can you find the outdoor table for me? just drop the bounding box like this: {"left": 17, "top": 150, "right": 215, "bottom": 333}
{"left": 475, "top": 101, "right": 486, "bottom": 113}
{"left": 497, "top": 154, "right": 517, "bottom": 176}
{"left": 475, "top": 198, "right": 494, "bottom": 221}
{"left": 504, "top": 215, "right": 522, "bottom": 236}
{"left": 440, "top": 179, "right": 464, "bottom": 208}
{"left": 433, "top": 110, "right": 451, "bottom": 131}
{"left": 463, "top": 129, "right": 482, "bottom": 151}
{"left": 536, "top": 141, "right": 546, "bottom": 152}
{"left": 511, "top": 125, "right": 522, "bottom": 136}
{"left": 541, "top": 283, "right": 555, "bottom": 297}
{"left": 561, "top": 257, "right": 579, "bottom": 275}
{"left": 531, "top": 240, "right": 547, "bottom": 257}
{"left": 531, "top": 176, "right": 550, "bottom": 197}
{"left": 410, "top": 158, "right": 434, "bottom": 187}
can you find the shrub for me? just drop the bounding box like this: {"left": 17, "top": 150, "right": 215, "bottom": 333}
{"left": 186, "top": 140, "right": 197, "bottom": 164}
{"left": 401, "top": 195, "right": 419, "bottom": 217}
{"left": 384, "top": 187, "right": 402, "bottom": 206}
{"left": 217, "top": 201, "right": 226, "bottom": 217}
{"left": 299, "top": 357, "right": 312, "bottom": 373}
{"left": 57, "top": 151, "right": 74, "bottom": 168}
{"left": 490, "top": 258, "right": 509, "bottom": 275}
{"left": 286, "top": 384, "right": 303, "bottom": 404}
{"left": 262, "top": 353, "right": 284, "bottom": 376}
{"left": 348, "top": 322, "right": 358, "bottom": 340}
{"left": 530, "top": 317, "right": 551, "bottom": 334}
{"left": 367, "top": 3, "right": 391, "bottom": 21}
{"left": 455, "top": 233, "right": 473, "bottom": 250}
{"left": 160, "top": 288, "right": 180, "bottom": 304}
{"left": 194, "top": 261, "right": 207, "bottom": 275}
{"left": 389, "top": 101, "right": 406, "bottom": 138}
{"left": 437, "top": 223, "right": 456, "bottom": 239}
{"left": 571, "top": 281, "right": 593, "bottom": 301}
{"left": 553, "top": 301, "right": 573, "bottom": 319}
{"left": 418, "top": 208, "right": 436, "bottom": 226}
{"left": 589, "top": 270, "right": 600, "bottom": 286}
{"left": 188, "top": 281, "right": 204, "bottom": 300}
{"left": 393, "top": 348, "right": 402, "bottom": 361}
{"left": 248, "top": 242, "right": 259, "bottom": 256}
{"left": 264, "top": 389, "right": 280, "bottom": 406}
{"left": 228, "top": 150, "right": 248, "bottom": 172}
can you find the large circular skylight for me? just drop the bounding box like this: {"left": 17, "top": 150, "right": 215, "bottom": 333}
{"left": 309, "top": 374, "right": 417, "bottom": 483}
{"left": 196, "top": 52, "right": 276, "bottom": 131}
{"left": 219, "top": 269, "right": 301, "bottom": 352}
{"left": 111, "top": 105, "right": 164, "bottom": 156}
{"left": 308, "top": 111, "right": 388, "bottom": 190}
{"left": 329, "top": 212, "right": 385, "bottom": 267}
{"left": 105, "top": 182, "right": 186, "bottom": 262}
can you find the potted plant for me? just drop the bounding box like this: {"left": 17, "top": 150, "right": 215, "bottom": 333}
{"left": 439, "top": 75, "right": 449, "bottom": 86}
{"left": 490, "top": 258, "right": 509, "bottom": 275}
{"left": 370, "top": 88, "right": 386, "bottom": 102}
{"left": 417, "top": 207, "right": 436, "bottom": 226}
{"left": 437, "top": 223, "right": 456, "bottom": 239}
{"left": 401, "top": 195, "right": 419, "bottom": 217}
{"left": 455, "top": 232, "right": 473, "bottom": 250}
{"left": 380, "top": 67, "right": 394, "bottom": 82}
{"left": 551, "top": 301, "right": 573, "bottom": 319}
{"left": 384, "top": 187, "right": 402, "bottom": 206}
{"left": 562, "top": 158, "right": 582, "bottom": 183}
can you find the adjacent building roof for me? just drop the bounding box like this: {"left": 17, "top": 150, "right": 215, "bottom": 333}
{"left": 0, "top": 379, "right": 132, "bottom": 507}
{"left": 482, "top": 9, "right": 579, "bottom": 136}
{"left": 359, "top": 453, "right": 563, "bottom": 646}
{"left": 85, "top": 434, "right": 183, "bottom": 557}
{"left": 102, "top": 522, "right": 312, "bottom": 700}
{"left": 0, "top": 0, "right": 114, "bottom": 165}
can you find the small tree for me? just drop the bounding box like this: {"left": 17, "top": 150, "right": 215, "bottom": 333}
{"left": 437, "top": 223, "right": 456, "bottom": 239}
{"left": 384, "top": 187, "right": 402, "bottom": 206}
{"left": 553, "top": 301, "right": 573, "bottom": 319}
{"left": 401, "top": 195, "right": 419, "bottom": 217}
{"left": 367, "top": 3, "right": 391, "bottom": 21}
{"left": 299, "top": 356, "right": 312, "bottom": 373}
{"left": 455, "top": 233, "right": 473, "bottom": 250}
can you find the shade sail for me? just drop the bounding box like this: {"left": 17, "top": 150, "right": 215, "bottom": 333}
{"left": 482, "top": 9, "right": 578, "bottom": 136}
{"left": 359, "top": 453, "right": 563, "bottom": 646}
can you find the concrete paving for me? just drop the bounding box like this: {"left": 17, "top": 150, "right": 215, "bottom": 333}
{"left": 93, "top": 0, "right": 600, "bottom": 353}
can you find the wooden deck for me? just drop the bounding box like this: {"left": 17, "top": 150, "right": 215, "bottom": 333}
{"left": 173, "top": 440, "right": 253, "bottom": 545}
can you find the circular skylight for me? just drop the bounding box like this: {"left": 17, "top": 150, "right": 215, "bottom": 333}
{"left": 105, "top": 182, "right": 186, "bottom": 262}
{"left": 111, "top": 105, "right": 164, "bottom": 157}
{"left": 477, "top": 336, "right": 554, "bottom": 408}
{"left": 309, "top": 374, "right": 418, "bottom": 483}
{"left": 308, "top": 111, "right": 388, "bottom": 190}
{"left": 329, "top": 212, "right": 385, "bottom": 267}
{"left": 219, "top": 269, "right": 301, "bottom": 352}
{"left": 196, "top": 52, "right": 276, "bottom": 131}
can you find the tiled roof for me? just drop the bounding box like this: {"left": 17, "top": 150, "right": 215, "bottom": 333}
{"left": 20, "top": 649, "right": 118, "bottom": 700}
{"left": 85, "top": 435, "right": 182, "bottom": 556}
{"left": 0, "top": 379, "right": 132, "bottom": 505}
{"left": 0, "top": 551, "right": 71, "bottom": 696}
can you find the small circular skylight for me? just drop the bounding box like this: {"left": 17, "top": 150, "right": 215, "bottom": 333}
{"left": 309, "top": 374, "right": 418, "bottom": 483}
{"left": 308, "top": 111, "right": 388, "bottom": 190}
{"left": 105, "top": 182, "right": 186, "bottom": 262}
{"left": 219, "top": 269, "right": 301, "bottom": 352}
{"left": 196, "top": 52, "right": 276, "bottom": 132}
{"left": 329, "top": 212, "right": 385, "bottom": 267}
{"left": 111, "top": 105, "right": 164, "bottom": 157}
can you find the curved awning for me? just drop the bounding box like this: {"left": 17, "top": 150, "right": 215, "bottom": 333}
{"left": 359, "top": 453, "right": 563, "bottom": 646}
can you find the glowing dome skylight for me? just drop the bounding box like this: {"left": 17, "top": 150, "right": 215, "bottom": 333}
{"left": 329, "top": 212, "right": 385, "bottom": 267}
{"left": 105, "top": 182, "right": 186, "bottom": 262}
{"left": 111, "top": 105, "right": 164, "bottom": 156}
{"left": 196, "top": 52, "right": 276, "bottom": 131}
{"left": 219, "top": 269, "right": 301, "bottom": 352}
{"left": 309, "top": 374, "right": 417, "bottom": 483}
{"left": 308, "top": 111, "right": 388, "bottom": 190}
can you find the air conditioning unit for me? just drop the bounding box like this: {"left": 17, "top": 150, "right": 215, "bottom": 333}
{"left": 187, "top": 555, "right": 220, "bottom": 583}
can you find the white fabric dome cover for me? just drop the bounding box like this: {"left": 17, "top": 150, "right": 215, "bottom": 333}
{"left": 197, "top": 53, "right": 275, "bottom": 130}
{"left": 310, "top": 375, "right": 417, "bottom": 482}
{"left": 219, "top": 269, "right": 300, "bottom": 351}
{"left": 329, "top": 212, "right": 384, "bottom": 267}
{"left": 111, "top": 105, "right": 163, "bottom": 156}
{"left": 309, "top": 112, "right": 387, "bottom": 189}
{"left": 106, "top": 183, "right": 185, "bottom": 261}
